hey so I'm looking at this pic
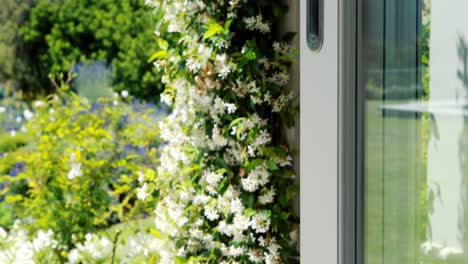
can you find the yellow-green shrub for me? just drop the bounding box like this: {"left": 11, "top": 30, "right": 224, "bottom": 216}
{"left": 0, "top": 89, "right": 163, "bottom": 260}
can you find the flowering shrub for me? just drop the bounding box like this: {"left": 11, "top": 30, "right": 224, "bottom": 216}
{"left": 0, "top": 85, "right": 34, "bottom": 141}
{"left": 0, "top": 222, "right": 58, "bottom": 264}
{"left": 145, "top": 0, "right": 299, "bottom": 263}
{"left": 0, "top": 88, "right": 164, "bottom": 261}
{"left": 0, "top": 219, "right": 163, "bottom": 263}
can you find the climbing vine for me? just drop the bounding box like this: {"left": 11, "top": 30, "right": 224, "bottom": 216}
{"left": 144, "top": 0, "right": 299, "bottom": 263}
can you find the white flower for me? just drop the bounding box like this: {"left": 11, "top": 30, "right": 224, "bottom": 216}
{"left": 259, "top": 188, "right": 276, "bottom": 205}
{"left": 233, "top": 214, "right": 250, "bottom": 231}
{"left": 230, "top": 198, "right": 244, "bottom": 214}
{"left": 68, "top": 163, "right": 83, "bottom": 180}
{"left": 218, "top": 65, "right": 231, "bottom": 78}
{"left": 268, "top": 71, "right": 290, "bottom": 87}
{"left": 244, "top": 14, "right": 271, "bottom": 33}
{"left": 33, "top": 229, "right": 56, "bottom": 252}
{"left": 186, "top": 58, "right": 201, "bottom": 72}
{"left": 0, "top": 106, "right": 5, "bottom": 113}
{"left": 248, "top": 145, "right": 257, "bottom": 157}
{"left": 209, "top": 125, "right": 228, "bottom": 150}
{"left": 250, "top": 212, "right": 271, "bottom": 233}
{"left": 248, "top": 250, "right": 264, "bottom": 263}
{"left": 228, "top": 245, "right": 245, "bottom": 257}
{"left": 273, "top": 42, "right": 293, "bottom": 55}
{"left": 137, "top": 183, "right": 150, "bottom": 201}
{"left": 204, "top": 203, "right": 219, "bottom": 221}
{"left": 215, "top": 54, "right": 234, "bottom": 79}
{"left": 68, "top": 153, "right": 83, "bottom": 180}
{"left": 253, "top": 130, "right": 271, "bottom": 147}
{"left": 0, "top": 227, "right": 7, "bottom": 239}
{"left": 10, "top": 130, "right": 16, "bottom": 137}
{"left": 225, "top": 103, "right": 237, "bottom": 114}
{"left": 121, "top": 90, "right": 129, "bottom": 98}
{"left": 241, "top": 164, "right": 269, "bottom": 192}
{"left": 268, "top": 238, "right": 281, "bottom": 254}
{"left": 68, "top": 249, "right": 80, "bottom": 263}
{"left": 241, "top": 177, "right": 258, "bottom": 192}
{"left": 74, "top": 234, "right": 113, "bottom": 260}
{"left": 23, "top": 109, "right": 34, "bottom": 120}
{"left": 161, "top": 93, "right": 173, "bottom": 105}
{"left": 231, "top": 126, "right": 237, "bottom": 136}
{"left": 198, "top": 44, "right": 213, "bottom": 60}
{"left": 15, "top": 116, "right": 22, "bottom": 123}
{"left": 33, "top": 100, "right": 46, "bottom": 108}
{"left": 229, "top": 0, "right": 240, "bottom": 7}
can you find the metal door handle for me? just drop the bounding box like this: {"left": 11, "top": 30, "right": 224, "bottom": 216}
{"left": 307, "top": 0, "right": 323, "bottom": 51}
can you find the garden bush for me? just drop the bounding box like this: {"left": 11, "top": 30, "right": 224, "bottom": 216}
{"left": 0, "top": 0, "right": 164, "bottom": 101}
{"left": 144, "top": 0, "right": 300, "bottom": 262}
{"left": 0, "top": 0, "right": 35, "bottom": 94}
{"left": 0, "top": 87, "right": 164, "bottom": 262}
{"left": 0, "top": 85, "right": 32, "bottom": 139}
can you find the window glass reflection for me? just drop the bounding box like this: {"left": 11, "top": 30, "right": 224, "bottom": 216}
{"left": 361, "top": 0, "right": 468, "bottom": 262}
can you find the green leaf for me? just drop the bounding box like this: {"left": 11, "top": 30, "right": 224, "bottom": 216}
{"left": 217, "top": 177, "right": 230, "bottom": 195}
{"left": 229, "top": 117, "right": 246, "bottom": 129}
{"left": 243, "top": 194, "right": 255, "bottom": 208}
{"left": 149, "top": 227, "right": 161, "bottom": 238}
{"left": 287, "top": 184, "right": 300, "bottom": 200}
{"left": 174, "top": 256, "right": 189, "bottom": 264}
{"left": 266, "top": 160, "right": 279, "bottom": 171}
{"left": 245, "top": 51, "right": 256, "bottom": 60}
{"left": 157, "top": 38, "right": 169, "bottom": 50}
{"left": 244, "top": 208, "right": 256, "bottom": 217}
{"left": 280, "top": 211, "right": 290, "bottom": 220}
{"left": 224, "top": 19, "right": 233, "bottom": 31}
{"left": 147, "top": 50, "right": 167, "bottom": 63}
{"left": 262, "top": 210, "right": 272, "bottom": 218}
{"left": 215, "top": 157, "right": 228, "bottom": 170}
{"left": 203, "top": 21, "right": 224, "bottom": 40}
{"left": 244, "top": 159, "right": 264, "bottom": 172}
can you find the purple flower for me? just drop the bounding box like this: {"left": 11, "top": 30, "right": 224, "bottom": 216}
{"left": 90, "top": 102, "right": 103, "bottom": 113}
{"left": 9, "top": 162, "right": 25, "bottom": 177}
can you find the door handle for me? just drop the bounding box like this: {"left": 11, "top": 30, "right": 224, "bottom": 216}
{"left": 307, "top": 0, "right": 323, "bottom": 51}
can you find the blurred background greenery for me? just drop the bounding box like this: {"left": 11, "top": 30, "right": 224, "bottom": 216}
{"left": 0, "top": 0, "right": 163, "bottom": 102}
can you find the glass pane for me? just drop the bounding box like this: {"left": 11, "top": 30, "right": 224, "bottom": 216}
{"left": 360, "top": 0, "right": 468, "bottom": 262}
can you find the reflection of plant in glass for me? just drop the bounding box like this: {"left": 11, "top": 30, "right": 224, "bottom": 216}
{"left": 422, "top": 0, "right": 431, "bottom": 99}
{"left": 457, "top": 36, "right": 468, "bottom": 261}
{"left": 419, "top": 0, "right": 434, "bottom": 253}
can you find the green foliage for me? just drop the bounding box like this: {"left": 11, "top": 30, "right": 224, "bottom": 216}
{"left": 0, "top": 0, "right": 35, "bottom": 91}
{"left": 146, "top": 0, "right": 299, "bottom": 262}
{"left": 0, "top": 133, "right": 29, "bottom": 153}
{"left": 0, "top": 89, "right": 162, "bottom": 260}
{"left": 1, "top": 0, "right": 163, "bottom": 101}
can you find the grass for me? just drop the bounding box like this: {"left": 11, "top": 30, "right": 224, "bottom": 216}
{"left": 365, "top": 100, "right": 468, "bottom": 263}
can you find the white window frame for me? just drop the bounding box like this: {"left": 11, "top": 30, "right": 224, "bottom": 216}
{"left": 300, "top": 0, "right": 358, "bottom": 263}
